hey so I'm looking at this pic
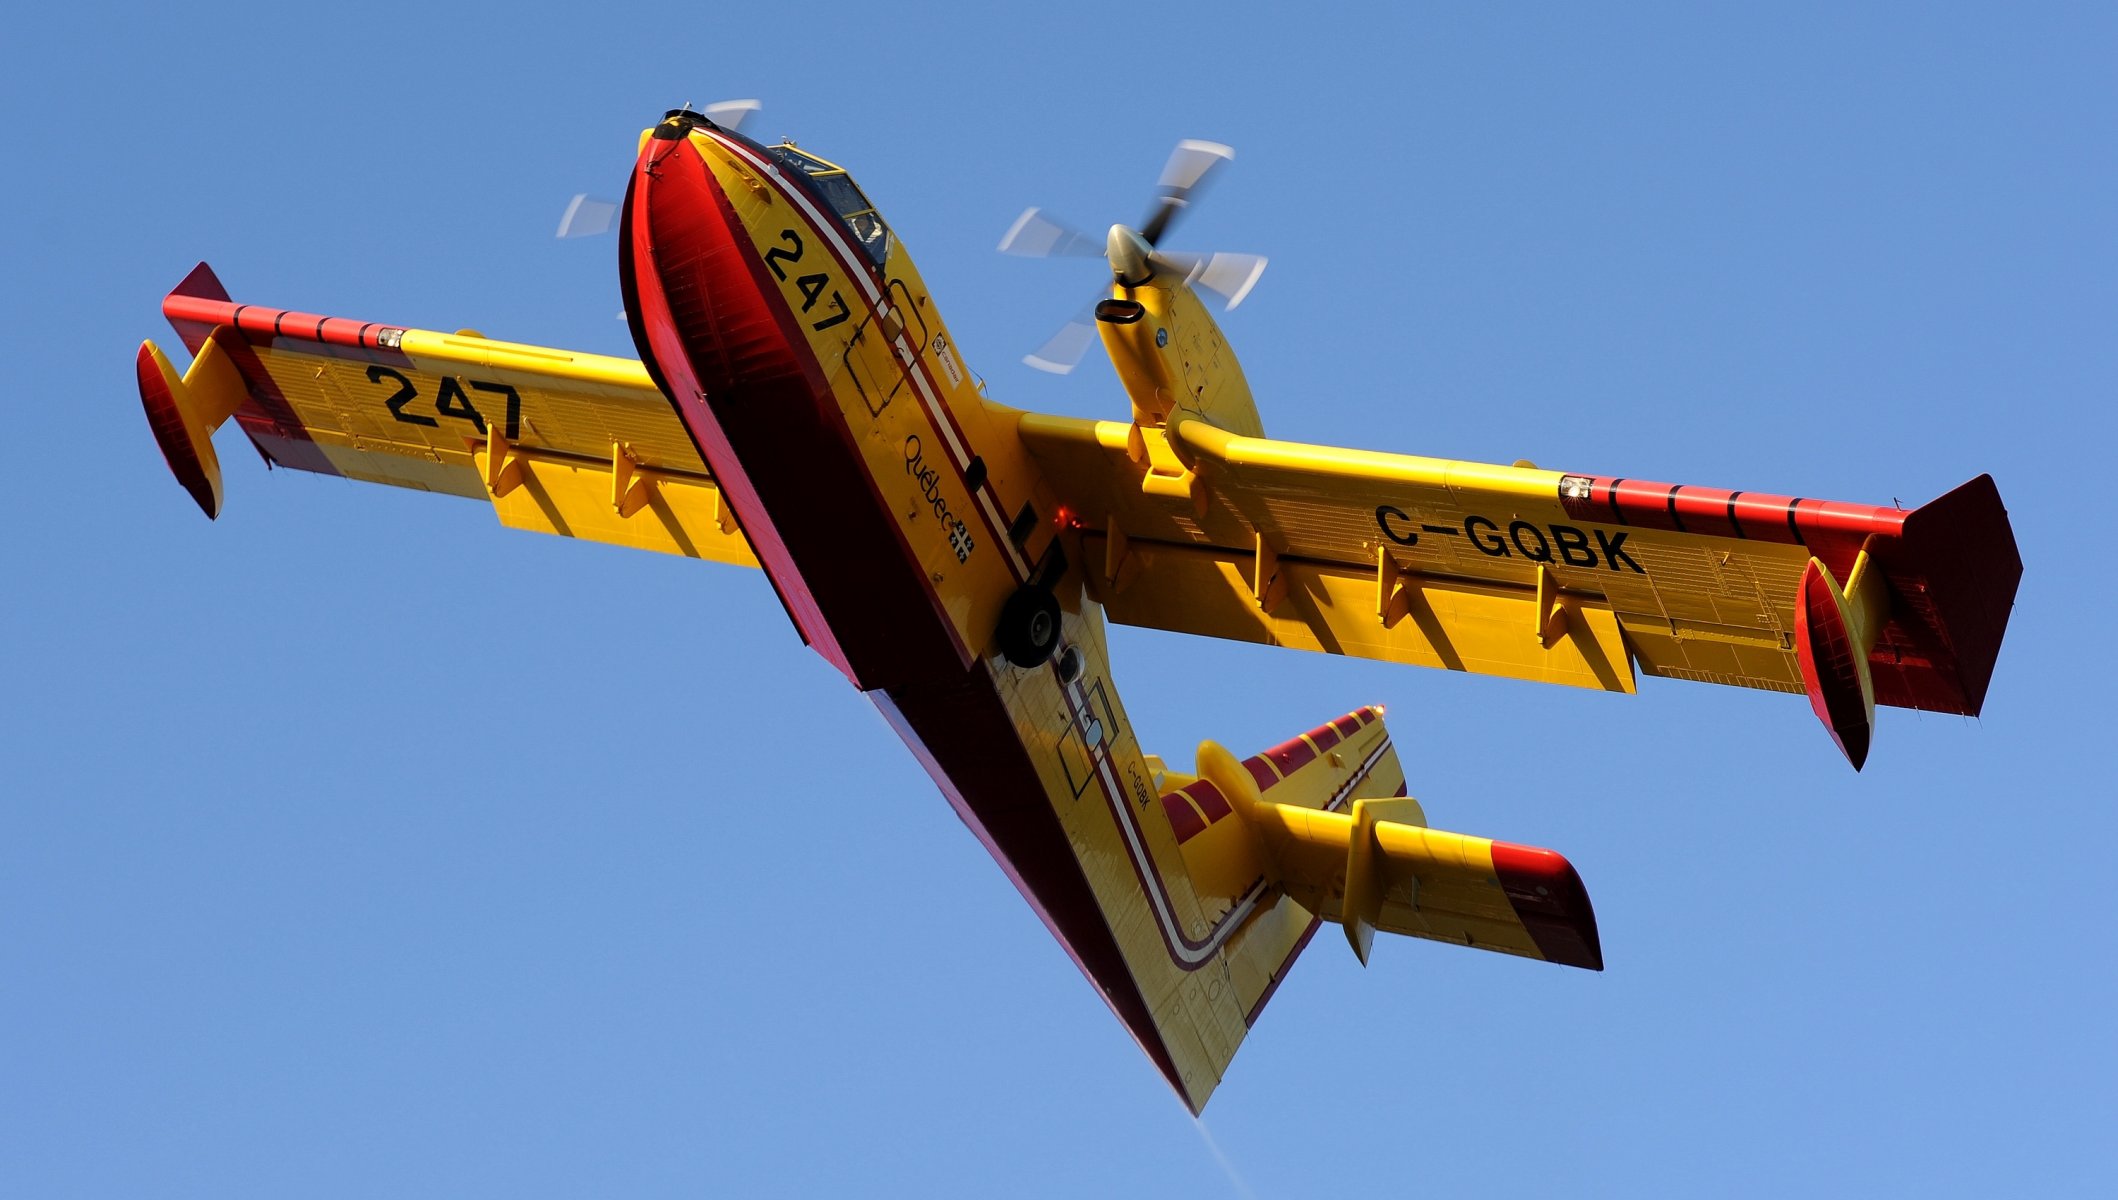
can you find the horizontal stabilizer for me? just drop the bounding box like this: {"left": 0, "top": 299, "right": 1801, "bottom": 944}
{"left": 1169, "top": 711, "right": 1601, "bottom": 972}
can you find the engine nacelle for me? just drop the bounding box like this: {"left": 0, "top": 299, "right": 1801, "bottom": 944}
{"left": 1095, "top": 228, "right": 1264, "bottom": 443}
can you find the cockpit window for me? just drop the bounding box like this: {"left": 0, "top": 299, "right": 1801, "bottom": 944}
{"left": 765, "top": 144, "right": 891, "bottom": 268}
{"left": 766, "top": 146, "right": 833, "bottom": 176}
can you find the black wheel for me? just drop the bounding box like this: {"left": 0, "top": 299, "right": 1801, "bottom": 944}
{"left": 997, "top": 585, "right": 1063, "bottom": 669}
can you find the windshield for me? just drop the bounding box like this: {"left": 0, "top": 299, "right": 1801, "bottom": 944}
{"left": 765, "top": 145, "right": 891, "bottom": 268}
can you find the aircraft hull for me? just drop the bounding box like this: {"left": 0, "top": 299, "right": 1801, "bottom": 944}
{"left": 620, "top": 128, "right": 965, "bottom": 693}
{"left": 620, "top": 123, "right": 1208, "bottom": 1097}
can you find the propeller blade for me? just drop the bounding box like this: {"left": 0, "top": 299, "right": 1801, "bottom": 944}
{"left": 1139, "top": 139, "right": 1233, "bottom": 245}
{"left": 998, "top": 208, "right": 1105, "bottom": 258}
{"left": 1152, "top": 250, "right": 1269, "bottom": 309}
{"left": 1002, "top": 141, "right": 1252, "bottom": 375}
{"left": 701, "top": 98, "right": 761, "bottom": 133}
{"left": 1022, "top": 306, "right": 1101, "bottom": 375}
{"left": 1159, "top": 138, "right": 1235, "bottom": 192}
{"left": 562, "top": 100, "right": 757, "bottom": 240}
{"left": 556, "top": 194, "right": 619, "bottom": 239}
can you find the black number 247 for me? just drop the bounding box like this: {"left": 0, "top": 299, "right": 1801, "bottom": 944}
{"left": 368, "top": 366, "right": 521, "bottom": 440}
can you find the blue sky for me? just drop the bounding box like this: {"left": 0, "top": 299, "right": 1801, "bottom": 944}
{"left": 4, "top": 3, "right": 2112, "bottom": 1195}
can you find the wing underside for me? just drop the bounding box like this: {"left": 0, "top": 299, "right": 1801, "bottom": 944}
{"left": 1019, "top": 412, "right": 2020, "bottom": 756}
{"left": 138, "top": 262, "right": 755, "bottom": 566}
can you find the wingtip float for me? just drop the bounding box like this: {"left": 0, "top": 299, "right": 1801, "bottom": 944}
{"left": 133, "top": 105, "right": 2019, "bottom": 1110}
{"left": 1550, "top": 470, "right": 2021, "bottom": 770}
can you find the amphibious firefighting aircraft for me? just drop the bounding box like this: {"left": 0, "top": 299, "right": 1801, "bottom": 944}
{"left": 134, "top": 105, "right": 2021, "bottom": 1112}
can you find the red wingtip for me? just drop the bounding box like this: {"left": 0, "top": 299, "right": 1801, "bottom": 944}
{"left": 163, "top": 263, "right": 235, "bottom": 355}
{"left": 170, "top": 260, "right": 230, "bottom": 303}
{"left": 1488, "top": 841, "right": 1603, "bottom": 971}
{"left": 1878, "top": 474, "right": 2021, "bottom": 718}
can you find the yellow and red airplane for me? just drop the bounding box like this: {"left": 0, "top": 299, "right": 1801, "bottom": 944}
{"left": 134, "top": 107, "right": 2021, "bottom": 1112}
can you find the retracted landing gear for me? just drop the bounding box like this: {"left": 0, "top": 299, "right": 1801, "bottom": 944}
{"left": 996, "top": 584, "right": 1062, "bottom": 669}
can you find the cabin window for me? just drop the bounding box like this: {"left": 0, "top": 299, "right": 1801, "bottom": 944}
{"left": 766, "top": 145, "right": 892, "bottom": 268}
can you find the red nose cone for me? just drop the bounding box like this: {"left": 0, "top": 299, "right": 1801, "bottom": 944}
{"left": 624, "top": 131, "right": 820, "bottom": 409}
{"left": 621, "top": 128, "right": 857, "bottom": 680}
{"left": 617, "top": 125, "right": 971, "bottom": 693}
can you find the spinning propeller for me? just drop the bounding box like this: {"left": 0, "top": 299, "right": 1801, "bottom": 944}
{"left": 999, "top": 139, "right": 1267, "bottom": 374}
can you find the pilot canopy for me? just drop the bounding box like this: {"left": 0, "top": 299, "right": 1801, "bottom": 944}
{"left": 765, "top": 145, "right": 891, "bottom": 268}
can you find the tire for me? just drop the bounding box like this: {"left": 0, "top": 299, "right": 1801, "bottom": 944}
{"left": 997, "top": 585, "right": 1063, "bottom": 669}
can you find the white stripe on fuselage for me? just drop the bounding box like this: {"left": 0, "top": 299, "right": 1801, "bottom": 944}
{"left": 703, "top": 130, "right": 1032, "bottom": 582}
{"left": 704, "top": 128, "right": 1395, "bottom": 976}
{"left": 1057, "top": 667, "right": 1392, "bottom": 969}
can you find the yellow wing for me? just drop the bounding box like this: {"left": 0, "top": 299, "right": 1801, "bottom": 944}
{"left": 136, "top": 262, "right": 754, "bottom": 566}
{"left": 1019, "top": 412, "right": 2019, "bottom": 761}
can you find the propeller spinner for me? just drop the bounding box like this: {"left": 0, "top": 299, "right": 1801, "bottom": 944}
{"left": 1000, "top": 139, "right": 1266, "bottom": 374}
